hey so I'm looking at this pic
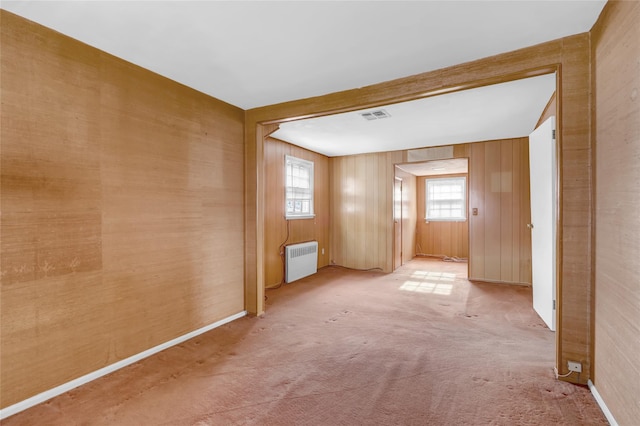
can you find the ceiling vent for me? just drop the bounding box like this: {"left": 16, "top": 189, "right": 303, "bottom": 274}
{"left": 360, "top": 109, "right": 391, "bottom": 121}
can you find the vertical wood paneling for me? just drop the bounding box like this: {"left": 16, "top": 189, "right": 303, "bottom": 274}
{"left": 511, "top": 141, "right": 522, "bottom": 281}
{"left": 264, "top": 137, "right": 284, "bottom": 287}
{"left": 592, "top": 1, "right": 640, "bottom": 424}
{"left": 330, "top": 151, "right": 402, "bottom": 272}
{"left": 355, "top": 155, "right": 367, "bottom": 268}
{"left": 468, "top": 138, "right": 532, "bottom": 284}
{"left": 386, "top": 153, "right": 402, "bottom": 271}
{"left": 415, "top": 173, "right": 469, "bottom": 258}
{"left": 469, "top": 143, "right": 486, "bottom": 278}
{"left": 329, "top": 159, "right": 340, "bottom": 265}
{"left": 519, "top": 142, "right": 533, "bottom": 283}
{"left": 403, "top": 173, "right": 417, "bottom": 263}
{"left": 1, "top": 11, "right": 245, "bottom": 408}
{"left": 484, "top": 140, "right": 502, "bottom": 281}
{"left": 395, "top": 168, "right": 417, "bottom": 264}
{"left": 500, "top": 140, "right": 514, "bottom": 280}
{"left": 368, "top": 158, "right": 381, "bottom": 267}
{"left": 379, "top": 154, "right": 388, "bottom": 271}
{"left": 263, "top": 138, "right": 330, "bottom": 288}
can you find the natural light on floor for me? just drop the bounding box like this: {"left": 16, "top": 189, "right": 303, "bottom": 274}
{"left": 399, "top": 270, "right": 456, "bottom": 295}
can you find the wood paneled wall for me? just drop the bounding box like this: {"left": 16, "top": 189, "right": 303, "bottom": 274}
{"left": 330, "top": 151, "right": 403, "bottom": 272}
{"left": 0, "top": 11, "right": 245, "bottom": 408}
{"left": 395, "top": 168, "right": 417, "bottom": 264}
{"left": 416, "top": 173, "right": 469, "bottom": 259}
{"left": 264, "top": 138, "right": 330, "bottom": 287}
{"left": 469, "top": 138, "right": 532, "bottom": 284}
{"left": 592, "top": 1, "right": 640, "bottom": 424}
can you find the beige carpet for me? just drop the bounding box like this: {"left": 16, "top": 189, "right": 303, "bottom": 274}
{"left": 3, "top": 258, "right": 607, "bottom": 425}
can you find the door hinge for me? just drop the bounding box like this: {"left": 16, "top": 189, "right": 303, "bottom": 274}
{"left": 553, "top": 300, "right": 556, "bottom": 310}
{"left": 552, "top": 129, "right": 556, "bottom": 139}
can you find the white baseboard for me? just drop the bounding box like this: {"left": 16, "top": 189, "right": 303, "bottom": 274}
{"left": 0, "top": 311, "right": 247, "bottom": 420}
{"left": 588, "top": 380, "right": 618, "bottom": 426}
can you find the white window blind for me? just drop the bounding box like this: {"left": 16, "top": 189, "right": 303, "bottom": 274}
{"left": 285, "top": 155, "right": 314, "bottom": 219}
{"left": 425, "top": 177, "right": 466, "bottom": 221}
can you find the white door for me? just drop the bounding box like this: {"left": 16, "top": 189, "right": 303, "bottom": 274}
{"left": 529, "top": 116, "right": 557, "bottom": 331}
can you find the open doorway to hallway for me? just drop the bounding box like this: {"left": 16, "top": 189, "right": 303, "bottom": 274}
{"left": 394, "top": 157, "right": 469, "bottom": 274}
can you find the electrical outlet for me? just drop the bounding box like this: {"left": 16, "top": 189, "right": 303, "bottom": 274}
{"left": 322, "top": 248, "right": 325, "bottom": 255}
{"left": 567, "top": 361, "right": 582, "bottom": 373}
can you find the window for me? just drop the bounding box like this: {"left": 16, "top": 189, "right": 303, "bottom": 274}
{"left": 285, "top": 155, "right": 314, "bottom": 219}
{"left": 425, "top": 177, "right": 466, "bottom": 221}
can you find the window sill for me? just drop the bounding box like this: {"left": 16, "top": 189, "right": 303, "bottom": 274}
{"left": 286, "top": 214, "right": 316, "bottom": 220}
{"left": 424, "top": 218, "right": 467, "bottom": 223}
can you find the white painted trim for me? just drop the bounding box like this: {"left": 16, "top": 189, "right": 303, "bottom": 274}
{"left": 0, "top": 311, "right": 247, "bottom": 420}
{"left": 588, "top": 380, "right": 619, "bottom": 426}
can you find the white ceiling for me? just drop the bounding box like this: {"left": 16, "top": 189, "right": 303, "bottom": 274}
{"left": 1, "top": 1, "right": 604, "bottom": 158}
{"left": 272, "top": 73, "right": 556, "bottom": 157}
{"left": 2, "top": 1, "right": 606, "bottom": 110}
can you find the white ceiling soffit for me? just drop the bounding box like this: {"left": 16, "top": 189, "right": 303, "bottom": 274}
{"left": 272, "top": 73, "right": 556, "bottom": 157}
{"left": 1, "top": 1, "right": 605, "bottom": 110}
{"left": 397, "top": 159, "right": 469, "bottom": 177}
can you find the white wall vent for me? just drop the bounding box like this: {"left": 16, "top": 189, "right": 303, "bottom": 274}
{"left": 360, "top": 109, "right": 391, "bottom": 121}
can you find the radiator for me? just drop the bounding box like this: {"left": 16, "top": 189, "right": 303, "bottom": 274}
{"left": 285, "top": 241, "right": 318, "bottom": 283}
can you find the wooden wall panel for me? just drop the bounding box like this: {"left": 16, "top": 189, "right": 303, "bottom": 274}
{"left": 469, "top": 143, "right": 486, "bottom": 279}
{"left": 330, "top": 152, "right": 403, "bottom": 272}
{"left": 592, "top": 1, "right": 640, "bottom": 424}
{"left": 468, "top": 138, "right": 532, "bottom": 285}
{"left": 395, "top": 168, "right": 417, "bottom": 264}
{"left": 518, "top": 138, "right": 533, "bottom": 283}
{"left": 415, "top": 173, "right": 469, "bottom": 259}
{"left": 483, "top": 141, "right": 502, "bottom": 281}
{"left": 1, "top": 11, "right": 245, "bottom": 408}
{"left": 263, "top": 138, "right": 330, "bottom": 287}
{"left": 500, "top": 141, "right": 514, "bottom": 280}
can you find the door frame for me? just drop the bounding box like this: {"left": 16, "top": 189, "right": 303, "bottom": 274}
{"left": 393, "top": 176, "right": 403, "bottom": 270}
{"left": 246, "top": 56, "right": 588, "bottom": 382}
{"left": 396, "top": 159, "right": 470, "bottom": 275}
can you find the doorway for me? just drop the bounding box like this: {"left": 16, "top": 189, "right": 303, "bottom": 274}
{"left": 393, "top": 176, "right": 403, "bottom": 270}
{"left": 247, "top": 70, "right": 561, "bottom": 372}
{"left": 395, "top": 158, "right": 469, "bottom": 271}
